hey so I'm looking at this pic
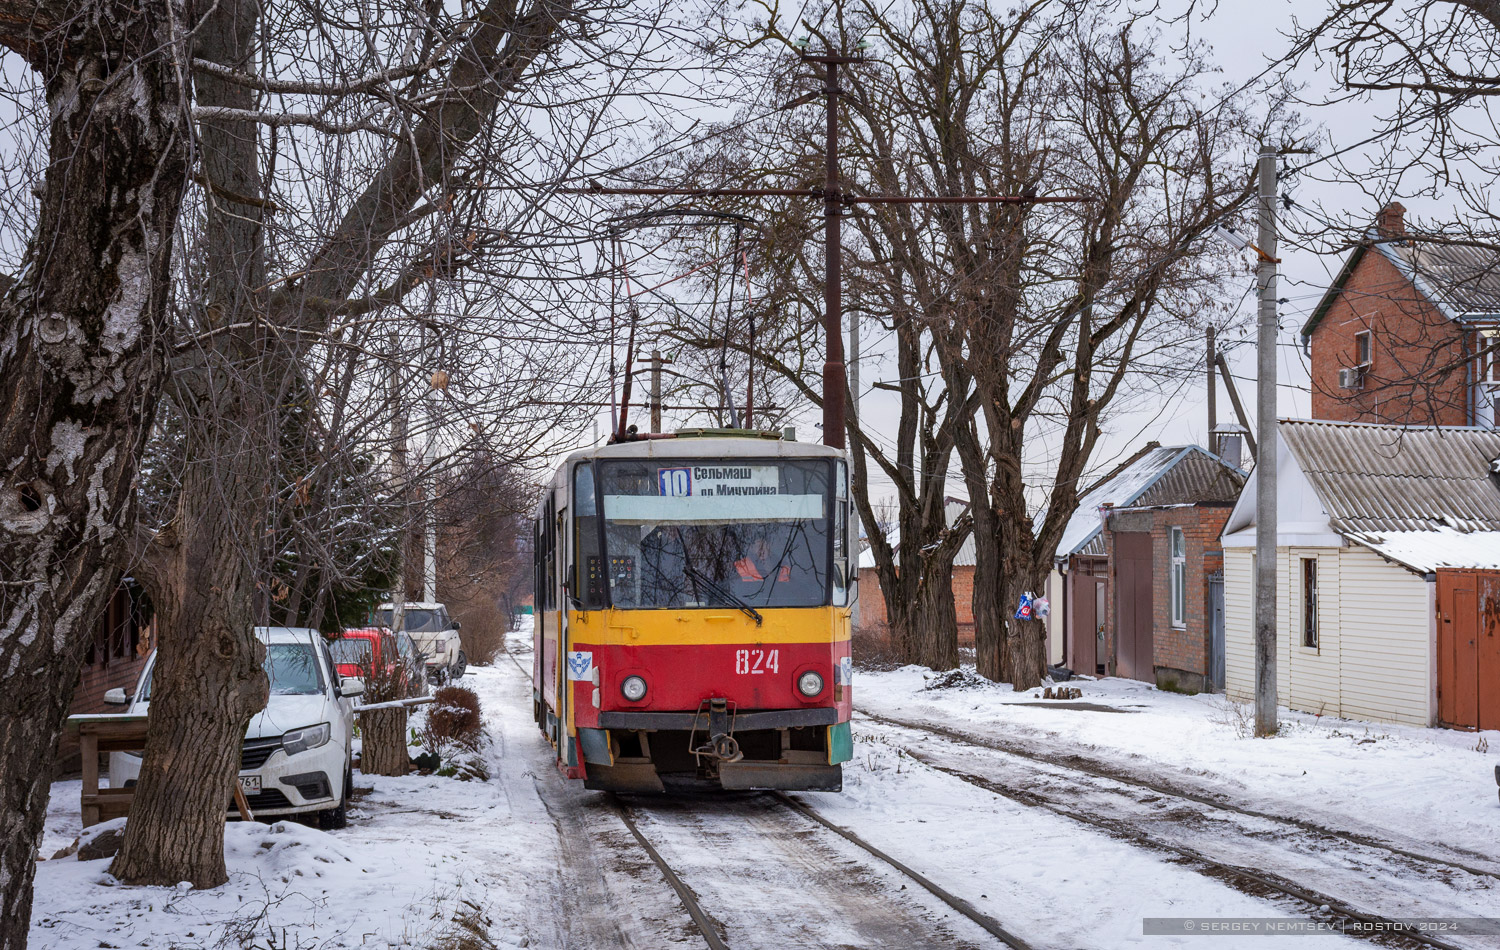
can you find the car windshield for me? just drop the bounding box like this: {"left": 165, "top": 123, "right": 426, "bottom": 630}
{"left": 329, "top": 638, "right": 373, "bottom": 666}
{"left": 375, "top": 608, "right": 444, "bottom": 633}
{"left": 265, "top": 643, "right": 323, "bottom": 695}
{"left": 596, "top": 459, "right": 831, "bottom": 609}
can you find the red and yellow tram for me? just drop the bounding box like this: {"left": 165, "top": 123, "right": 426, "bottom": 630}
{"left": 532, "top": 429, "right": 854, "bottom": 792}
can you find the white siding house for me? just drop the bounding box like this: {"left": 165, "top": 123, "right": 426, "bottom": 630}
{"left": 1222, "top": 420, "right": 1500, "bottom": 727}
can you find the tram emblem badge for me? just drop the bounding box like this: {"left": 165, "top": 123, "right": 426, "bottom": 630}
{"left": 566, "top": 651, "right": 593, "bottom": 681}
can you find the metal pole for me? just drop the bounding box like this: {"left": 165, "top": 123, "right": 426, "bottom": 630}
{"left": 650, "top": 349, "right": 662, "bottom": 433}
{"left": 1207, "top": 325, "right": 1217, "bottom": 453}
{"left": 822, "top": 61, "right": 846, "bottom": 450}
{"left": 1254, "top": 148, "right": 1279, "bottom": 738}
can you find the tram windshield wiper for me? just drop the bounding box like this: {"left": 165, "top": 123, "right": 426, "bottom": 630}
{"left": 684, "top": 564, "right": 763, "bottom": 627}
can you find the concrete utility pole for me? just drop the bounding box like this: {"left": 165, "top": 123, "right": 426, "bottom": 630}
{"left": 1254, "top": 147, "right": 1279, "bottom": 738}
{"left": 1207, "top": 325, "right": 1217, "bottom": 449}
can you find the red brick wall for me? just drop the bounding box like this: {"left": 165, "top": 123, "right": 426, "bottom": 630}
{"left": 1309, "top": 248, "right": 1472, "bottom": 426}
{"left": 1147, "top": 507, "right": 1231, "bottom": 681}
{"left": 855, "top": 565, "right": 976, "bottom": 648}
{"left": 1104, "top": 504, "right": 1232, "bottom": 689}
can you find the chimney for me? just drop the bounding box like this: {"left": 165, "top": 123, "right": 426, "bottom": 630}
{"left": 1375, "top": 201, "right": 1406, "bottom": 239}
{"left": 1211, "top": 422, "right": 1247, "bottom": 469}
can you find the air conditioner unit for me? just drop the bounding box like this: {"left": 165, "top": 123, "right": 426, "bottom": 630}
{"left": 1338, "top": 366, "right": 1364, "bottom": 390}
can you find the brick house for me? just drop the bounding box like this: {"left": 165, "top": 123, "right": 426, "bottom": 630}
{"left": 1102, "top": 502, "right": 1235, "bottom": 692}
{"left": 1052, "top": 441, "right": 1245, "bottom": 688}
{"left": 1302, "top": 202, "right": 1499, "bottom": 428}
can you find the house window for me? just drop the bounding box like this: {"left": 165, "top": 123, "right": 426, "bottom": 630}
{"left": 1301, "top": 557, "right": 1318, "bottom": 649}
{"left": 1354, "top": 330, "right": 1372, "bottom": 367}
{"left": 1169, "top": 527, "right": 1186, "bottom": 627}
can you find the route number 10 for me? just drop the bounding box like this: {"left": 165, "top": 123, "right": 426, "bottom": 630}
{"left": 735, "top": 649, "right": 779, "bottom": 675}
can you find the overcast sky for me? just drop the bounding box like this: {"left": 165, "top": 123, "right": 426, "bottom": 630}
{"left": 579, "top": 0, "right": 1417, "bottom": 511}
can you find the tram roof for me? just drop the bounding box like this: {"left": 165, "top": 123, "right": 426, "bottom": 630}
{"left": 556, "top": 432, "right": 845, "bottom": 472}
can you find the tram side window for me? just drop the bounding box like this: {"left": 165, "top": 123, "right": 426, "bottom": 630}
{"left": 574, "top": 464, "right": 605, "bottom": 608}
{"left": 536, "top": 498, "right": 557, "bottom": 613}
{"left": 832, "top": 460, "right": 848, "bottom": 606}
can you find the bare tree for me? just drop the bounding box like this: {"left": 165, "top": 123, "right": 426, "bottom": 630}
{"left": 111, "top": 0, "right": 684, "bottom": 887}
{"left": 0, "top": 0, "right": 190, "bottom": 944}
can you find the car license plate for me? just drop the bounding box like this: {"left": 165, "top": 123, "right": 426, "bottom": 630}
{"left": 238, "top": 775, "right": 261, "bottom": 794}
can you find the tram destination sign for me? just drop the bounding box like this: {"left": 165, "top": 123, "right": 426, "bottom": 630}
{"left": 658, "top": 465, "right": 779, "bottom": 498}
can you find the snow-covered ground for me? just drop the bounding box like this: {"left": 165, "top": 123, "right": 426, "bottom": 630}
{"left": 855, "top": 665, "right": 1500, "bottom": 866}
{"left": 29, "top": 634, "right": 1499, "bottom": 950}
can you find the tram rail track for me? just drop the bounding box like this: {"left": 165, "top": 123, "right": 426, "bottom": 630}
{"left": 611, "top": 790, "right": 1037, "bottom": 950}
{"left": 859, "top": 707, "right": 1491, "bottom": 950}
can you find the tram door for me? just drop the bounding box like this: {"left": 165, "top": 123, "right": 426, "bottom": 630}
{"left": 556, "top": 503, "right": 569, "bottom": 747}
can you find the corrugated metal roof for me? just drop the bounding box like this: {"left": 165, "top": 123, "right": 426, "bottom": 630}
{"left": 1388, "top": 239, "right": 1500, "bottom": 318}
{"left": 1301, "top": 230, "right": 1500, "bottom": 339}
{"left": 1055, "top": 445, "right": 1246, "bottom": 559}
{"left": 1280, "top": 419, "right": 1500, "bottom": 536}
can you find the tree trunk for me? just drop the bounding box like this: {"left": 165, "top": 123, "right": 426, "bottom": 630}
{"left": 111, "top": 464, "right": 269, "bottom": 887}
{"left": 914, "top": 560, "right": 960, "bottom": 671}
{"left": 0, "top": 2, "right": 187, "bottom": 944}
{"left": 361, "top": 708, "right": 411, "bottom": 776}
{"left": 955, "top": 424, "right": 1007, "bottom": 682}
{"left": 1001, "top": 558, "right": 1050, "bottom": 690}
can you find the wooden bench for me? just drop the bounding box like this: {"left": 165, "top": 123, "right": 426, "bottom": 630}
{"left": 65, "top": 714, "right": 149, "bottom": 828}
{"left": 65, "top": 714, "right": 257, "bottom": 826}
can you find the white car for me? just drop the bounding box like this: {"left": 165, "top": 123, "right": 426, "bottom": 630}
{"left": 374, "top": 602, "right": 466, "bottom": 684}
{"left": 107, "top": 626, "right": 363, "bottom": 829}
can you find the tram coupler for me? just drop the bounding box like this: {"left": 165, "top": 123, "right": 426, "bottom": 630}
{"left": 693, "top": 698, "right": 744, "bottom": 763}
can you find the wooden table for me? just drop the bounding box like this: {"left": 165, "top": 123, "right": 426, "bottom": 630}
{"left": 65, "top": 714, "right": 149, "bottom": 828}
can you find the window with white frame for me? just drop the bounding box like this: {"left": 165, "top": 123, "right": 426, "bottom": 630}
{"left": 1169, "top": 527, "right": 1186, "bottom": 627}
{"left": 1301, "top": 557, "right": 1319, "bottom": 649}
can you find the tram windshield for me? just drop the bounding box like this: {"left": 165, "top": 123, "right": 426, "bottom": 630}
{"left": 594, "top": 459, "right": 832, "bottom": 609}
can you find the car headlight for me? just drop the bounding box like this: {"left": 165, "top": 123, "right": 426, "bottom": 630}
{"left": 282, "top": 723, "right": 331, "bottom": 756}
{"left": 620, "top": 676, "right": 648, "bottom": 702}
{"left": 797, "top": 671, "right": 825, "bottom": 697}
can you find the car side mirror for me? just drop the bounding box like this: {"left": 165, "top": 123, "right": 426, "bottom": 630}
{"left": 338, "top": 676, "right": 365, "bottom": 699}
{"left": 103, "top": 687, "right": 130, "bottom": 705}
{"left": 452, "top": 619, "right": 461, "bottom": 631}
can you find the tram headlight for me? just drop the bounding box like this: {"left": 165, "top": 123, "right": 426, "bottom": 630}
{"left": 796, "top": 671, "right": 825, "bottom": 698}
{"left": 620, "top": 675, "right": 648, "bottom": 702}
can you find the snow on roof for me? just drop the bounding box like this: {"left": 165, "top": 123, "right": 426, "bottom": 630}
{"left": 1348, "top": 527, "right": 1500, "bottom": 573}
{"left": 1055, "top": 445, "right": 1240, "bottom": 559}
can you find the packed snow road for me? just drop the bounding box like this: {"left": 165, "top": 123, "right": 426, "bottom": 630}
{"left": 35, "top": 647, "right": 1496, "bottom": 949}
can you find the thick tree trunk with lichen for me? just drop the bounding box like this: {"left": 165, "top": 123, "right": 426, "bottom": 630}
{"left": 0, "top": 0, "right": 187, "bottom": 944}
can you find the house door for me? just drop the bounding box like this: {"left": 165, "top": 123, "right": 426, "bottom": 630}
{"left": 1069, "top": 565, "right": 1097, "bottom": 675}
{"left": 1208, "top": 572, "right": 1225, "bottom": 692}
{"left": 1438, "top": 570, "right": 1500, "bottom": 731}
{"left": 1114, "top": 532, "right": 1154, "bottom": 682}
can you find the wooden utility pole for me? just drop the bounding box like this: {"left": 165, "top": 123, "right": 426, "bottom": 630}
{"left": 650, "top": 349, "right": 663, "bottom": 433}
{"left": 1254, "top": 147, "right": 1279, "bottom": 738}
{"left": 567, "top": 47, "right": 1086, "bottom": 449}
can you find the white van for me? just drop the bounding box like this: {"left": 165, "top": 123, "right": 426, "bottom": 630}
{"left": 106, "top": 626, "right": 363, "bottom": 829}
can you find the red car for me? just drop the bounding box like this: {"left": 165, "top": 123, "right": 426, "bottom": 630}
{"left": 330, "top": 627, "right": 426, "bottom": 698}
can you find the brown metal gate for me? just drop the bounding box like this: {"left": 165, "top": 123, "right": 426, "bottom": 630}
{"left": 1067, "top": 559, "right": 1107, "bottom": 677}
{"left": 1437, "top": 569, "right": 1500, "bottom": 731}
{"left": 1114, "top": 532, "right": 1154, "bottom": 682}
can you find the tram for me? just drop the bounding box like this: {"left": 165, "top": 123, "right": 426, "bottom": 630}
{"left": 531, "top": 428, "right": 855, "bottom": 792}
